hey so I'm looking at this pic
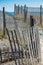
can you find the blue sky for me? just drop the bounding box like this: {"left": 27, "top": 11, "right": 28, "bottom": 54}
{"left": 0, "top": 0, "right": 43, "bottom": 12}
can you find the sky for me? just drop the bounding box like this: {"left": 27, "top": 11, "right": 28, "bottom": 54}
{"left": 0, "top": 0, "right": 43, "bottom": 12}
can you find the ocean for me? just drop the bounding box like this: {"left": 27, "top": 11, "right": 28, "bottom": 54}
{"left": 6, "top": 12, "right": 14, "bottom": 16}
{"left": 6, "top": 11, "right": 43, "bottom": 16}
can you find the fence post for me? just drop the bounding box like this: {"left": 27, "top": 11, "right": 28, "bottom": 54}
{"left": 30, "top": 15, "right": 34, "bottom": 27}
{"left": 21, "top": 5, "right": 22, "bottom": 14}
{"left": 18, "top": 5, "right": 19, "bottom": 14}
{"left": 40, "top": 5, "right": 42, "bottom": 25}
{"left": 14, "top": 4, "right": 16, "bottom": 15}
{"left": 24, "top": 5, "right": 27, "bottom": 22}
{"left": 3, "top": 7, "right": 6, "bottom": 36}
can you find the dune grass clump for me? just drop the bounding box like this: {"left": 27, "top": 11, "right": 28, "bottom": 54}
{"left": 0, "top": 31, "right": 7, "bottom": 39}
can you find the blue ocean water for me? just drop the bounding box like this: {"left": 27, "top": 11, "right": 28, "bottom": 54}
{"left": 6, "top": 12, "right": 14, "bottom": 16}
{"left": 6, "top": 11, "right": 43, "bottom": 16}
{"left": 29, "top": 12, "right": 43, "bottom": 15}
